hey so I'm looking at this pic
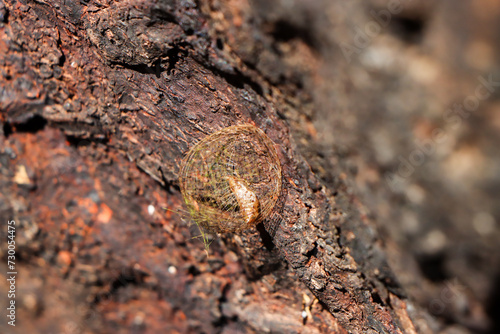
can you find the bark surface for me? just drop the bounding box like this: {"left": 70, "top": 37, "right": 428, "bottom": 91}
{"left": 1, "top": 0, "right": 498, "bottom": 334}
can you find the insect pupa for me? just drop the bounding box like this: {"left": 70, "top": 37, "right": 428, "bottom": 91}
{"left": 179, "top": 124, "right": 282, "bottom": 234}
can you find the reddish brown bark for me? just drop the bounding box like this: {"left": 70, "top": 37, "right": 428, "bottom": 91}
{"left": 1, "top": 0, "right": 497, "bottom": 334}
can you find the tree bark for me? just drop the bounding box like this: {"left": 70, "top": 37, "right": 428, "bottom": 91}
{"left": 0, "top": 0, "right": 439, "bottom": 333}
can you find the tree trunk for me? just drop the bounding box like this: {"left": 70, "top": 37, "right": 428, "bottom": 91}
{"left": 1, "top": 0, "right": 497, "bottom": 333}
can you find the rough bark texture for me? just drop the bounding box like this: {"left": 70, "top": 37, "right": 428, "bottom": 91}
{"left": 1, "top": 0, "right": 499, "bottom": 334}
